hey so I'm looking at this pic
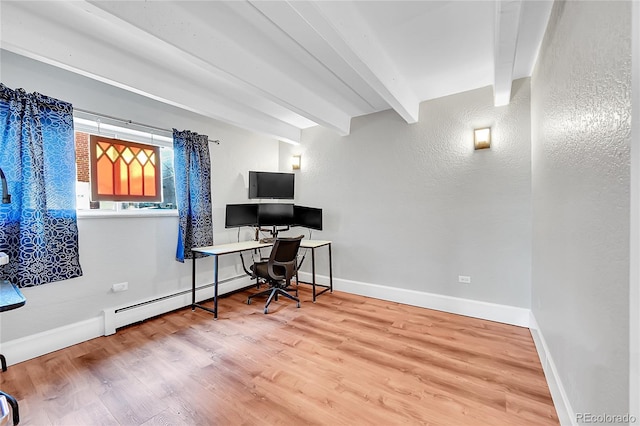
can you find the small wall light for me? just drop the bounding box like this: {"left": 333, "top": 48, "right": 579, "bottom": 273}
{"left": 474, "top": 127, "right": 491, "bottom": 150}
{"left": 291, "top": 155, "right": 301, "bottom": 170}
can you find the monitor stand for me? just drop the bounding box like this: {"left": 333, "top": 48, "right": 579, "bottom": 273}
{"left": 258, "top": 225, "right": 289, "bottom": 243}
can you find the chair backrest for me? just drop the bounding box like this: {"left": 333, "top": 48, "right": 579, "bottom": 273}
{"left": 267, "top": 235, "right": 304, "bottom": 280}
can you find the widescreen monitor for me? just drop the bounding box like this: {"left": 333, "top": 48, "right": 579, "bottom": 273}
{"left": 257, "top": 203, "right": 294, "bottom": 227}
{"left": 225, "top": 203, "right": 258, "bottom": 228}
{"left": 248, "top": 171, "right": 295, "bottom": 200}
{"left": 294, "top": 205, "right": 323, "bottom": 230}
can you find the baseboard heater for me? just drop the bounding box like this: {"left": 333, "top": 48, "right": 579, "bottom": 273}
{"left": 103, "top": 274, "right": 254, "bottom": 335}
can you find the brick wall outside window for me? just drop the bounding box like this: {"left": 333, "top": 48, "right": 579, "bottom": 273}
{"left": 75, "top": 132, "right": 90, "bottom": 182}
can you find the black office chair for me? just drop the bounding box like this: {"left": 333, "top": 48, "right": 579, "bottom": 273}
{"left": 248, "top": 235, "right": 303, "bottom": 314}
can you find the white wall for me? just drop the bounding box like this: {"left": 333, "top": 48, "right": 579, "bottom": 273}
{"left": 280, "top": 78, "right": 532, "bottom": 308}
{"left": 531, "top": 0, "right": 631, "bottom": 419}
{"left": 0, "top": 50, "right": 279, "bottom": 341}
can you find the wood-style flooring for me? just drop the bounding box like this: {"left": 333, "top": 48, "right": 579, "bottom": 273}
{"left": 0, "top": 285, "right": 558, "bottom": 425}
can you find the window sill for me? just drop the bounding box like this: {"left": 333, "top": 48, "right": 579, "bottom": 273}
{"left": 77, "top": 209, "right": 179, "bottom": 219}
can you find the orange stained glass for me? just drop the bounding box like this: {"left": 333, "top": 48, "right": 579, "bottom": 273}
{"left": 136, "top": 149, "right": 149, "bottom": 165}
{"left": 144, "top": 163, "right": 156, "bottom": 196}
{"left": 90, "top": 135, "right": 162, "bottom": 202}
{"left": 121, "top": 147, "right": 135, "bottom": 164}
{"left": 114, "top": 157, "right": 128, "bottom": 195}
{"left": 105, "top": 145, "right": 119, "bottom": 162}
{"left": 129, "top": 161, "right": 143, "bottom": 195}
{"left": 96, "top": 156, "right": 113, "bottom": 195}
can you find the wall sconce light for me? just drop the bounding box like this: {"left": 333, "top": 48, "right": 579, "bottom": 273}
{"left": 291, "top": 155, "right": 301, "bottom": 170}
{"left": 474, "top": 127, "right": 491, "bottom": 150}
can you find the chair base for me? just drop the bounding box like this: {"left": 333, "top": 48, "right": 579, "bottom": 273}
{"left": 0, "top": 391, "right": 19, "bottom": 425}
{"left": 247, "top": 285, "right": 300, "bottom": 314}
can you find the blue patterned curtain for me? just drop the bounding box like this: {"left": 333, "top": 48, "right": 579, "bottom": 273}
{"left": 173, "top": 129, "right": 213, "bottom": 262}
{"left": 0, "top": 84, "right": 82, "bottom": 286}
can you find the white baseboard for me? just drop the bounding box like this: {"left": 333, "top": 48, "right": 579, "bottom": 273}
{"left": 1, "top": 274, "right": 255, "bottom": 367}
{"left": 103, "top": 274, "right": 255, "bottom": 335}
{"left": 298, "top": 272, "right": 530, "bottom": 327}
{"left": 529, "top": 312, "right": 576, "bottom": 426}
{"left": 0, "top": 316, "right": 104, "bottom": 366}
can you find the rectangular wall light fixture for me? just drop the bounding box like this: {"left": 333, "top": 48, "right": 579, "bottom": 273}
{"left": 474, "top": 127, "right": 491, "bottom": 150}
{"left": 291, "top": 155, "right": 301, "bottom": 170}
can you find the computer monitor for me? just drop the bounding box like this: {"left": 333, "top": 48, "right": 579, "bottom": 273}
{"left": 225, "top": 203, "right": 258, "bottom": 228}
{"left": 257, "top": 203, "right": 294, "bottom": 227}
{"left": 294, "top": 205, "right": 323, "bottom": 230}
{"left": 248, "top": 171, "right": 295, "bottom": 200}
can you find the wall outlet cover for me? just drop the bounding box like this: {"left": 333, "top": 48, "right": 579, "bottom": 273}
{"left": 112, "top": 282, "right": 129, "bottom": 292}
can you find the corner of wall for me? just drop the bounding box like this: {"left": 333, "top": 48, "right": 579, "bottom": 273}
{"left": 529, "top": 313, "right": 577, "bottom": 426}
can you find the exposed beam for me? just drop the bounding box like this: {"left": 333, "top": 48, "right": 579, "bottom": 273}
{"left": 1, "top": 1, "right": 303, "bottom": 143}
{"left": 494, "top": 0, "right": 523, "bottom": 107}
{"left": 249, "top": 0, "right": 388, "bottom": 113}
{"left": 283, "top": 1, "right": 421, "bottom": 124}
{"left": 87, "top": 0, "right": 352, "bottom": 137}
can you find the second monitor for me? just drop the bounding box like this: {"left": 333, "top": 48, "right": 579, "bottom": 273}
{"left": 258, "top": 203, "right": 294, "bottom": 227}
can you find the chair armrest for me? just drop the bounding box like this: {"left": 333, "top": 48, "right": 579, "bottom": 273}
{"left": 269, "top": 259, "right": 296, "bottom": 280}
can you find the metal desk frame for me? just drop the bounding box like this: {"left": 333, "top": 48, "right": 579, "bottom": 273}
{"left": 300, "top": 240, "right": 333, "bottom": 302}
{"left": 191, "top": 239, "right": 332, "bottom": 318}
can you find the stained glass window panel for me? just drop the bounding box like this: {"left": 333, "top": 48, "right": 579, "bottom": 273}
{"left": 89, "top": 135, "right": 161, "bottom": 202}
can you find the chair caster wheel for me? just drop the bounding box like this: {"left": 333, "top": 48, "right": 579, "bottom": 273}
{"left": 297, "top": 303, "right": 300, "bottom": 308}
{"left": 264, "top": 308, "right": 268, "bottom": 314}
{"left": 247, "top": 299, "right": 252, "bottom": 305}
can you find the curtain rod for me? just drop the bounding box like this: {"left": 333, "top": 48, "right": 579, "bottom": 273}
{"left": 73, "top": 107, "right": 221, "bottom": 145}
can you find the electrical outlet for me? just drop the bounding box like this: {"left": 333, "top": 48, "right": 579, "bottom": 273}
{"left": 458, "top": 275, "right": 471, "bottom": 284}
{"left": 112, "top": 282, "right": 129, "bottom": 292}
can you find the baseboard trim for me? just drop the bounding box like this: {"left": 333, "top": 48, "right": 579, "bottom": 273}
{"left": 529, "top": 312, "right": 576, "bottom": 426}
{"left": 0, "top": 316, "right": 104, "bottom": 367}
{"left": 103, "top": 274, "right": 255, "bottom": 335}
{"left": 1, "top": 274, "right": 255, "bottom": 367}
{"left": 298, "top": 272, "right": 530, "bottom": 327}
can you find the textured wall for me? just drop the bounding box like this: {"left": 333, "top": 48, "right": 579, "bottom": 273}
{"left": 531, "top": 0, "right": 631, "bottom": 417}
{"left": 281, "top": 79, "right": 532, "bottom": 308}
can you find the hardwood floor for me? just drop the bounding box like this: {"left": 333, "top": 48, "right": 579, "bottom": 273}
{"left": 1, "top": 285, "right": 558, "bottom": 425}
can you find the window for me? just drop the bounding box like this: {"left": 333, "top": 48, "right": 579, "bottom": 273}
{"left": 75, "top": 130, "right": 176, "bottom": 212}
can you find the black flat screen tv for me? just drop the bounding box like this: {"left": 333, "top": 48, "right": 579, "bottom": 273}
{"left": 294, "top": 205, "right": 323, "bottom": 230}
{"left": 257, "top": 203, "right": 294, "bottom": 227}
{"left": 249, "top": 171, "right": 294, "bottom": 199}
{"left": 225, "top": 203, "right": 258, "bottom": 228}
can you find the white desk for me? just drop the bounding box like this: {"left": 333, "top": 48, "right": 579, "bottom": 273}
{"left": 191, "top": 239, "right": 332, "bottom": 318}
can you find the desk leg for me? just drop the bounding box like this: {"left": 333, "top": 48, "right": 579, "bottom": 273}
{"left": 329, "top": 243, "right": 333, "bottom": 294}
{"left": 213, "top": 255, "right": 219, "bottom": 320}
{"left": 191, "top": 255, "right": 196, "bottom": 311}
{"left": 311, "top": 248, "right": 317, "bottom": 303}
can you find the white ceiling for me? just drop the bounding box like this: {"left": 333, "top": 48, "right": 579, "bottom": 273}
{"left": 0, "top": 0, "right": 553, "bottom": 144}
